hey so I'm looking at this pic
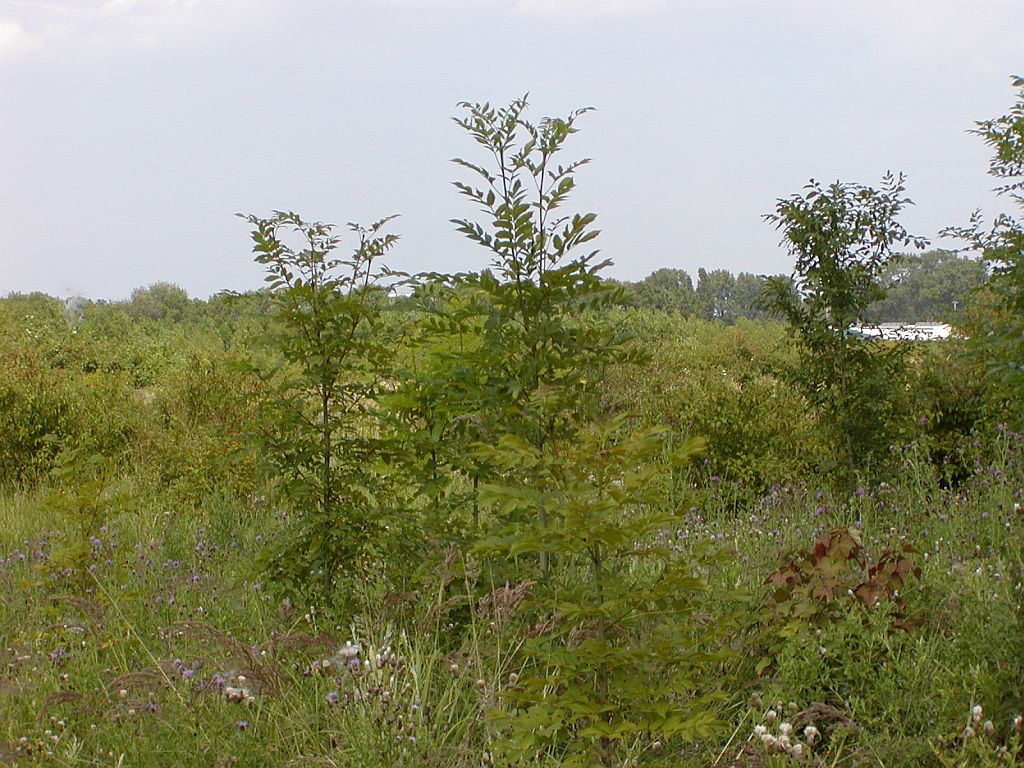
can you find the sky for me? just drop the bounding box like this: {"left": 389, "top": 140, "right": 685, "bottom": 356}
{"left": 1, "top": 0, "right": 1022, "bottom": 300}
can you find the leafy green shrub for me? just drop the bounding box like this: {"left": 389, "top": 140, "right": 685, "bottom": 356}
{"left": 600, "top": 313, "right": 829, "bottom": 504}
{"left": 377, "top": 309, "right": 489, "bottom": 540}
{"left": 134, "top": 352, "right": 259, "bottom": 506}
{"left": 447, "top": 97, "right": 635, "bottom": 450}
{"left": 477, "top": 418, "right": 729, "bottom": 766}
{"left": 0, "top": 362, "right": 73, "bottom": 484}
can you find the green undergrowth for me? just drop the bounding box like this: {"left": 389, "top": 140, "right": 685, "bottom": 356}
{"left": 1, "top": 437, "right": 1020, "bottom": 766}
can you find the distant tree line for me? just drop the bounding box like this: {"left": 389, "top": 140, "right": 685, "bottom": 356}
{"left": 617, "top": 267, "right": 771, "bottom": 321}
{"left": 25, "top": 247, "right": 985, "bottom": 334}
{"left": 865, "top": 249, "right": 988, "bottom": 322}
{"left": 620, "top": 250, "right": 986, "bottom": 324}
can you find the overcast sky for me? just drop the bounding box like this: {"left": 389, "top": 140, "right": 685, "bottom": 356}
{"left": 1, "top": 0, "right": 1022, "bottom": 300}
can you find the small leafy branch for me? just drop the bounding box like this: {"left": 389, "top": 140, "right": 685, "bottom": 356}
{"left": 239, "top": 211, "right": 403, "bottom": 601}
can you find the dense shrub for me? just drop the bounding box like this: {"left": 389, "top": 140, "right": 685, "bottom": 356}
{"left": 0, "top": 361, "right": 73, "bottom": 483}
{"left": 601, "top": 312, "right": 829, "bottom": 504}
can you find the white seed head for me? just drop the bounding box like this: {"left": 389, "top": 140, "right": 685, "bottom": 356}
{"left": 339, "top": 641, "right": 361, "bottom": 659}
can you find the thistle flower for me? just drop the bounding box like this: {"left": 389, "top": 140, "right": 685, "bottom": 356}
{"left": 972, "top": 704, "right": 983, "bottom": 725}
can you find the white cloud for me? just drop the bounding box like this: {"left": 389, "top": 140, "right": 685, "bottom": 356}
{"left": 718, "top": 0, "right": 1024, "bottom": 73}
{"left": 0, "top": 17, "right": 37, "bottom": 58}
{"left": 349, "top": 0, "right": 667, "bottom": 18}
{"left": 511, "top": 0, "right": 667, "bottom": 18}
{"left": 0, "top": 0, "right": 254, "bottom": 60}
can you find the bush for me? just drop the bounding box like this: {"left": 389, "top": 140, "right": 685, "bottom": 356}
{"left": 0, "top": 362, "right": 73, "bottom": 484}
{"left": 601, "top": 312, "right": 829, "bottom": 505}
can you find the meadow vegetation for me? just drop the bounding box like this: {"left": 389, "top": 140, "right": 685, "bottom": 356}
{"left": 1, "top": 81, "right": 1023, "bottom": 766}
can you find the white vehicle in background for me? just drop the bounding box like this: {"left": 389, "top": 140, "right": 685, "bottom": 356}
{"left": 846, "top": 322, "right": 954, "bottom": 341}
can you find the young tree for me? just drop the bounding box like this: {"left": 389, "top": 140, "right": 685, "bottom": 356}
{"left": 240, "top": 211, "right": 402, "bottom": 600}
{"left": 761, "top": 174, "right": 927, "bottom": 490}
{"left": 446, "top": 97, "right": 730, "bottom": 763}
{"left": 946, "top": 75, "right": 1024, "bottom": 406}
{"left": 448, "top": 97, "right": 639, "bottom": 569}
